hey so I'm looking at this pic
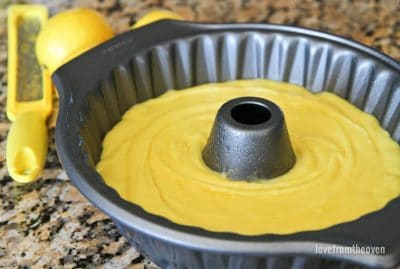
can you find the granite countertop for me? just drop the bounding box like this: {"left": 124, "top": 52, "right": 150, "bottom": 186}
{"left": 0, "top": 0, "right": 399, "bottom": 268}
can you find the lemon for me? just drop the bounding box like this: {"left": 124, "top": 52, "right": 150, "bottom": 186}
{"left": 36, "top": 8, "right": 114, "bottom": 74}
{"left": 132, "top": 10, "right": 183, "bottom": 29}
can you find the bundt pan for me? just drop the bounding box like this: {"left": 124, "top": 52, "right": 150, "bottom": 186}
{"left": 52, "top": 20, "right": 400, "bottom": 269}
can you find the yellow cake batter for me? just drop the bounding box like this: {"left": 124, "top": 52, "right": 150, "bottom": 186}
{"left": 96, "top": 79, "right": 400, "bottom": 235}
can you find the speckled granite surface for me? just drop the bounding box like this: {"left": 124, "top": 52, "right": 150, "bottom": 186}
{"left": 0, "top": 0, "right": 399, "bottom": 268}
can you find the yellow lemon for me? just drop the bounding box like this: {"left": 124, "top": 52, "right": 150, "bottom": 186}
{"left": 132, "top": 10, "right": 183, "bottom": 29}
{"left": 36, "top": 8, "right": 114, "bottom": 74}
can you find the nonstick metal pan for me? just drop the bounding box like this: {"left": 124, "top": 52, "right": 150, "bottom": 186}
{"left": 53, "top": 20, "right": 400, "bottom": 269}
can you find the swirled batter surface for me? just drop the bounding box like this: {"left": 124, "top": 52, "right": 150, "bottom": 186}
{"left": 97, "top": 80, "right": 400, "bottom": 235}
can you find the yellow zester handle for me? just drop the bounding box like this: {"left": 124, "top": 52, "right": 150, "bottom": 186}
{"left": 6, "top": 111, "right": 48, "bottom": 183}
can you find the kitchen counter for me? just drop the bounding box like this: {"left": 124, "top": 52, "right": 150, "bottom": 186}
{"left": 0, "top": 0, "right": 399, "bottom": 268}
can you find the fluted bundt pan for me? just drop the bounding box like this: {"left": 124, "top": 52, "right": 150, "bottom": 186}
{"left": 53, "top": 21, "right": 400, "bottom": 269}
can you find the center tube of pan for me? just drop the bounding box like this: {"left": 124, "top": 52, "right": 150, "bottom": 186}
{"left": 202, "top": 97, "right": 296, "bottom": 181}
